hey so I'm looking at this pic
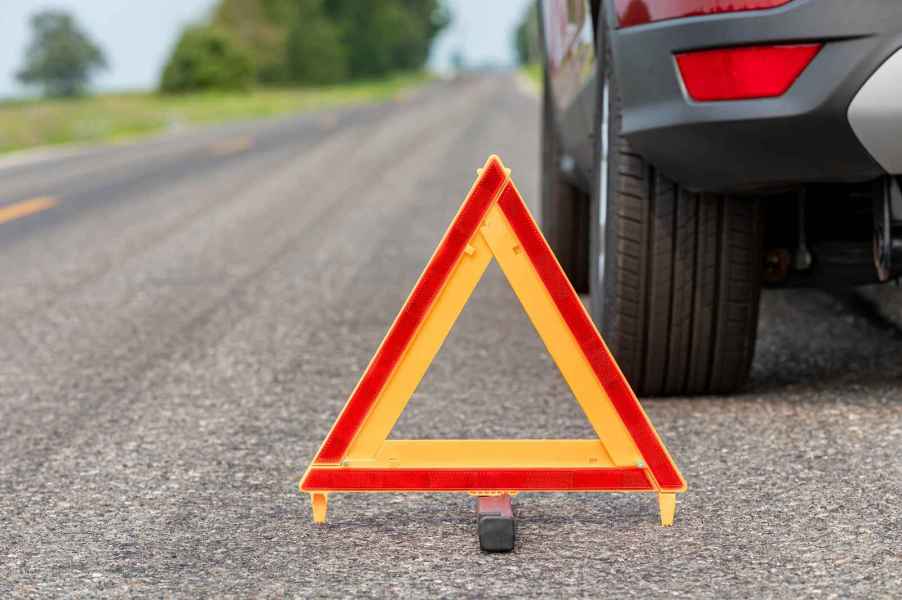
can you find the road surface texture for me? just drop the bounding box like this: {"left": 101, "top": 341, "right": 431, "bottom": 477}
{"left": 1, "top": 75, "right": 900, "bottom": 598}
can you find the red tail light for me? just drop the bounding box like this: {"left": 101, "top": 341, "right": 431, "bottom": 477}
{"left": 675, "top": 44, "right": 822, "bottom": 101}
{"left": 616, "top": 0, "right": 795, "bottom": 28}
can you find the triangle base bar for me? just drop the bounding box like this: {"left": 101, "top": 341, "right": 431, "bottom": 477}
{"left": 303, "top": 467, "right": 655, "bottom": 492}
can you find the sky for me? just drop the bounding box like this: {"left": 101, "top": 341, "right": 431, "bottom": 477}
{"left": 0, "top": 0, "right": 533, "bottom": 99}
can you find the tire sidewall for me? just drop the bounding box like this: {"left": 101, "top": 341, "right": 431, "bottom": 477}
{"left": 589, "top": 9, "right": 617, "bottom": 335}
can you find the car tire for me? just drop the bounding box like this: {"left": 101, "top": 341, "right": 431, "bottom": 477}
{"left": 590, "top": 14, "right": 763, "bottom": 396}
{"left": 541, "top": 67, "right": 590, "bottom": 293}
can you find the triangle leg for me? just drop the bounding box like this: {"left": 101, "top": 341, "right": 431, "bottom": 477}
{"left": 658, "top": 493, "right": 676, "bottom": 527}
{"left": 311, "top": 493, "right": 328, "bottom": 524}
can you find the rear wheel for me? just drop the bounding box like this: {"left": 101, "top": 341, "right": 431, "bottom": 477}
{"left": 590, "top": 17, "right": 763, "bottom": 396}
{"left": 541, "top": 67, "right": 589, "bottom": 293}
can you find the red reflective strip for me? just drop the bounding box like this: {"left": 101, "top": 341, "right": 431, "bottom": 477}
{"left": 302, "top": 467, "right": 653, "bottom": 491}
{"left": 314, "top": 158, "right": 507, "bottom": 463}
{"left": 675, "top": 44, "right": 821, "bottom": 101}
{"left": 497, "top": 184, "right": 685, "bottom": 491}
{"left": 615, "top": 0, "right": 794, "bottom": 28}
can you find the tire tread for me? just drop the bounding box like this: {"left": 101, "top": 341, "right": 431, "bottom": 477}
{"left": 605, "top": 144, "right": 762, "bottom": 396}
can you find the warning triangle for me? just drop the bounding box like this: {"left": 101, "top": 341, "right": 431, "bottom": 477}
{"left": 300, "top": 156, "right": 686, "bottom": 525}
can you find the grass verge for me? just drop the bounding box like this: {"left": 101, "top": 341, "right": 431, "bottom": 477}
{"left": 0, "top": 72, "right": 429, "bottom": 155}
{"left": 522, "top": 63, "right": 542, "bottom": 86}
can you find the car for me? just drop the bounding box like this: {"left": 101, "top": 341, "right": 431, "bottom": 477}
{"left": 538, "top": 0, "right": 902, "bottom": 396}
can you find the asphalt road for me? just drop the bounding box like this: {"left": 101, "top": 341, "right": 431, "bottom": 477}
{"left": 1, "top": 75, "right": 900, "bottom": 598}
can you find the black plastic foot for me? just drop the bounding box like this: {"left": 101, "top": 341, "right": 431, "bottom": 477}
{"left": 476, "top": 494, "right": 515, "bottom": 552}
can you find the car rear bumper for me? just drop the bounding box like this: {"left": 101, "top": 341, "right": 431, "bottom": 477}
{"left": 608, "top": 0, "right": 902, "bottom": 192}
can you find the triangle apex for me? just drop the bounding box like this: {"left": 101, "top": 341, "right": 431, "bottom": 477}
{"left": 485, "top": 154, "right": 507, "bottom": 170}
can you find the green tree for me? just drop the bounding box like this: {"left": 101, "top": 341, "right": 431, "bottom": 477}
{"left": 324, "top": 0, "right": 448, "bottom": 78}
{"left": 210, "top": 0, "right": 448, "bottom": 85}
{"left": 284, "top": 0, "right": 348, "bottom": 84}
{"left": 514, "top": 3, "right": 541, "bottom": 66}
{"left": 16, "top": 10, "right": 107, "bottom": 98}
{"left": 214, "top": 0, "right": 295, "bottom": 83}
{"left": 160, "top": 26, "right": 255, "bottom": 93}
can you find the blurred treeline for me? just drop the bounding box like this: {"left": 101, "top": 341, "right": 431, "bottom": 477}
{"left": 514, "top": 2, "right": 540, "bottom": 66}
{"left": 161, "top": 0, "right": 449, "bottom": 93}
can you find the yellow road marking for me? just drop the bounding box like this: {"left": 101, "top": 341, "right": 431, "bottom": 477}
{"left": 0, "top": 196, "right": 58, "bottom": 225}
{"left": 209, "top": 136, "right": 254, "bottom": 156}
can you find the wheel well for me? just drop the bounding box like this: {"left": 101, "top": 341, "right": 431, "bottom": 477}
{"left": 760, "top": 180, "right": 882, "bottom": 287}
{"left": 590, "top": 0, "right": 603, "bottom": 38}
